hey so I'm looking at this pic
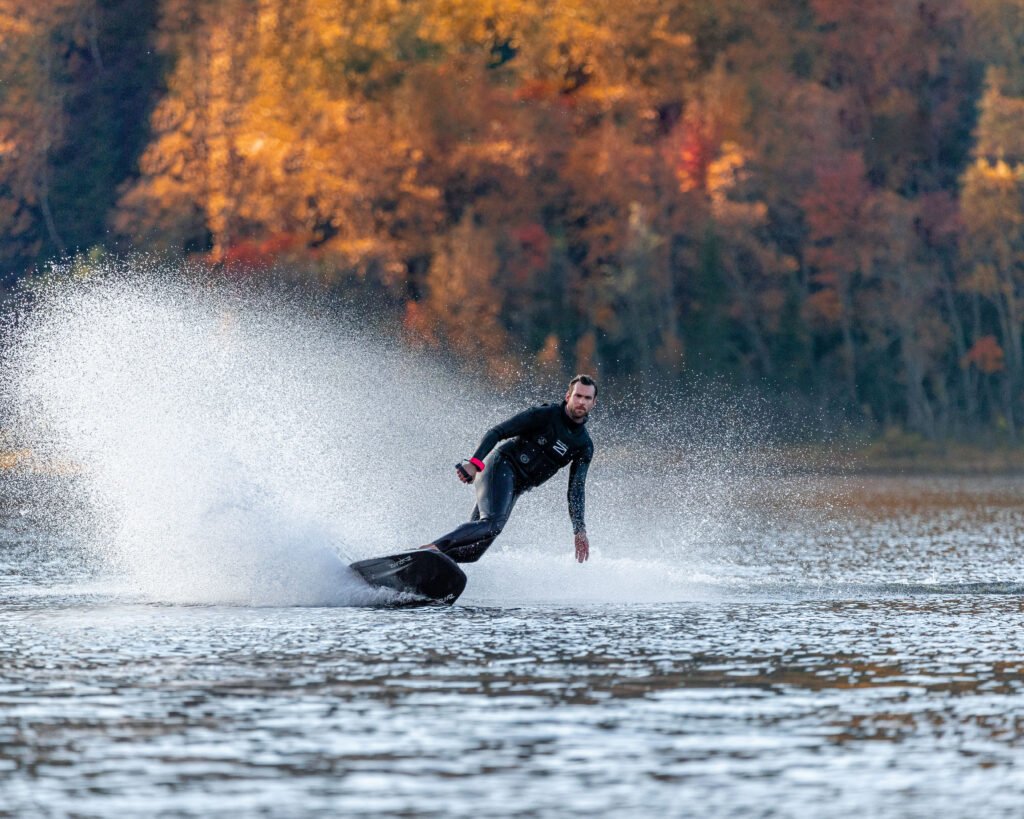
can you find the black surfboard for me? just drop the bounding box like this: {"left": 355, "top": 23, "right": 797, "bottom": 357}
{"left": 349, "top": 549, "right": 467, "bottom": 607}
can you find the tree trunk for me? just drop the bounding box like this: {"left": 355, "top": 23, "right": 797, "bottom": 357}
{"left": 940, "top": 268, "right": 975, "bottom": 421}
{"left": 38, "top": 169, "right": 66, "bottom": 254}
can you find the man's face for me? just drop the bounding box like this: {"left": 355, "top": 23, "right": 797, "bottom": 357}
{"left": 565, "top": 383, "right": 597, "bottom": 422}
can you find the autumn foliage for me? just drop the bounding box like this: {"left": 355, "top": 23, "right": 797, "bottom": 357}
{"left": 6, "top": 0, "right": 1024, "bottom": 437}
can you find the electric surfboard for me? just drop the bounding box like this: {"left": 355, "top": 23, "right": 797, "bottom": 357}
{"left": 349, "top": 549, "right": 467, "bottom": 607}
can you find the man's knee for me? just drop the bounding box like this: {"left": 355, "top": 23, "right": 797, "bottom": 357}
{"left": 440, "top": 515, "right": 508, "bottom": 563}
{"left": 443, "top": 539, "right": 493, "bottom": 563}
{"left": 478, "top": 514, "right": 508, "bottom": 540}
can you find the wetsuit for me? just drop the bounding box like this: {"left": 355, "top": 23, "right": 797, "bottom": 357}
{"left": 431, "top": 401, "right": 594, "bottom": 563}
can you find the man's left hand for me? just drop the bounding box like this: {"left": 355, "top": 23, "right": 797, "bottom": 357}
{"left": 574, "top": 531, "right": 590, "bottom": 563}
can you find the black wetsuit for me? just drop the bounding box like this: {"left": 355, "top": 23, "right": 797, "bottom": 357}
{"left": 432, "top": 401, "right": 594, "bottom": 563}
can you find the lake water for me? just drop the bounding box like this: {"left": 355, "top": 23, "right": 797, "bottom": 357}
{"left": 3, "top": 473, "right": 1024, "bottom": 818}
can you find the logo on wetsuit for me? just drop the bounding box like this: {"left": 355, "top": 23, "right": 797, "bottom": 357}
{"left": 552, "top": 440, "right": 569, "bottom": 456}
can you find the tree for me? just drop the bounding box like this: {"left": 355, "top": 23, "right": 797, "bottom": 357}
{"left": 115, "top": 0, "right": 258, "bottom": 255}
{"left": 959, "top": 70, "right": 1024, "bottom": 435}
{"left": 801, "top": 152, "right": 872, "bottom": 407}
{"left": 410, "top": 209, "right": 513, "bottom": 376}
{"left": 0, "top": 1, "right": 77, "bottom": 267}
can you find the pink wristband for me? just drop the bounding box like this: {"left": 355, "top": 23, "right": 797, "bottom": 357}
{"left": 469, "top": 457, "right": 485, "bottom": 471}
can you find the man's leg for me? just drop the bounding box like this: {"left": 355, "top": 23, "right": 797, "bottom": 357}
{"left": 427, "top": 458, "right": 519, "bottom": 563}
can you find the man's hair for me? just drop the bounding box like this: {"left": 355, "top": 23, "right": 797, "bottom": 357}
{"left": 568, "top": 373, "right": 598, "bottom": 397}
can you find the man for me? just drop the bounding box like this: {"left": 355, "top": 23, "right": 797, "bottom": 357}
{"left": 422, "top": 374, "right": 597, "bottom": 564}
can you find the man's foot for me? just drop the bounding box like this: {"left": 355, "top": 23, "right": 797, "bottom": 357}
{"left": 418, "top": 543, "right": 440, "bottom": 551}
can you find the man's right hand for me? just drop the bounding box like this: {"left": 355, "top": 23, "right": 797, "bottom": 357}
{"left": 455, "top": 461, "right": 479, "bottom": 484}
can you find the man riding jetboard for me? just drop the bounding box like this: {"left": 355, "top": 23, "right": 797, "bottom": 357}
{"left": 349, "top": 374, "right": 597, "bottom": 605}
{"left": 422, "top": 374, "right": 597, "bottom": 564}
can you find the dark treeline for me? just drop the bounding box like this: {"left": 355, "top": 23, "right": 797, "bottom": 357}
{"left": 4, "top": 0, "right": 1024, "bottom": 439}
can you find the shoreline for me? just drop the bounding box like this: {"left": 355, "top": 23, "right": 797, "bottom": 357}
{"left": 783, "top": 434, "right": 1024, "bottom": 476}
{"left": 5, "top": 438, "right": 1024, "bottom": 479}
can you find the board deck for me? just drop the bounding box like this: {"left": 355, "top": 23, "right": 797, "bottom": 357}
{"left": 349, "top": 549, "right": 467, "bottom": 607}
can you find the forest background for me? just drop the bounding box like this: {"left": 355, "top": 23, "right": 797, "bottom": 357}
{"left": 5, "top": 0, "right": 1024, "bottom": 449}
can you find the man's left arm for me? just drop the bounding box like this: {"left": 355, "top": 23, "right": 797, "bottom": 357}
{"left": 567, "top": 453, "right": 591, "bottom": 563}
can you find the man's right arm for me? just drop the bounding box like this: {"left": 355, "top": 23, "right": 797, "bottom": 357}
{"left": 456, "top": 406, "right": 547, "bottom": 484}
{"left": 469, "top": 405, "right": 549, "bottom": 464}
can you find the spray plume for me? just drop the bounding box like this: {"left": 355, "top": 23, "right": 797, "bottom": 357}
{"left": 0, "top": 258, "right": 828, "bottom": 605}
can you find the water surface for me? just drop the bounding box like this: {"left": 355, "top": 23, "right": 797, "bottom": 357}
{"left": 4, "top": 475, "right": 1024, "bottom": 817}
